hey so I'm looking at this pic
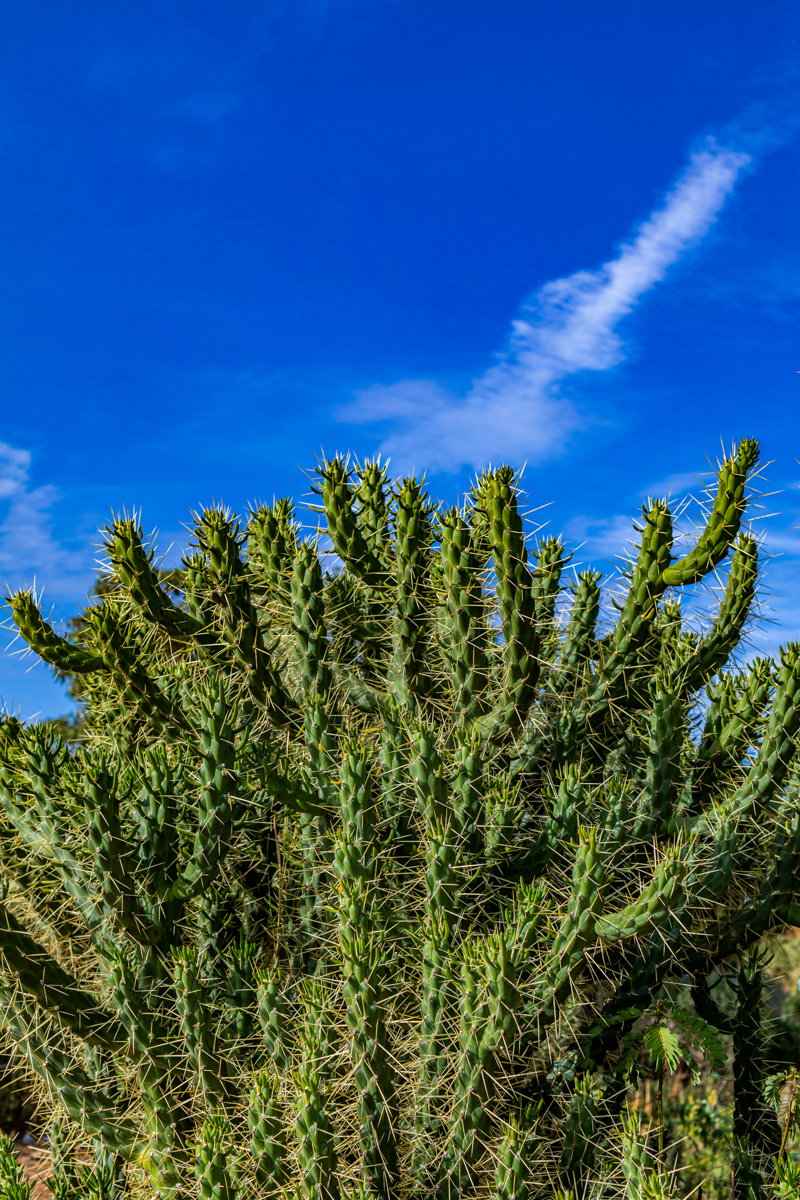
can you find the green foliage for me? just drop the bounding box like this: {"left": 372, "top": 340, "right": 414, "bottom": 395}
{"left": 0, "top": 441, "right": 798, "bottom": 1197}
{"left": 643, "top": 1025, "right": 683, "bottom": 1076}
{"left": 0, "top": 1132, "right": 30, "bottom": 1200}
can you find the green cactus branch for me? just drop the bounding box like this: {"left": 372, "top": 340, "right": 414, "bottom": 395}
{"left": 661, "top": 438, "right": 760, "bottom": 587}
{"left": 8, "top": 591, "right": 106, "bottom": 674}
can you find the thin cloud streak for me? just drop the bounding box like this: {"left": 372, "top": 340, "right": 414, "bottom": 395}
{"left": 0, "top": 442, "right": 91, "bottom": 599}
{"left": 341, "top": 142, "right": 750, "bottom": 473}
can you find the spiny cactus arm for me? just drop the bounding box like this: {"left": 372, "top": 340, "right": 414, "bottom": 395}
{"left": 175, "top": 679, "right": 238, "bottom": 899}
{"left": 494, "top": 1113, "right": 535, "bottom": 1200}
{"left": 356, "top": 459, "right": 393, "bottom": 562}
{"left": 181, "top": 550, "right": 219, "bottom": 643}
{"left": 0, "top": 904, "right": 128, "bottom": 1051}
{"left": 302, "top": 694, "right": 335, "bottom": 803}
{"left": 198, "top": 508, "right": 299, "bottom": 727}
{"left": 0, "top": 986, "right": 138, "bottom": 1157}
{"left": 104, "top": 518, "right": 203, "bottom": 636}
{"left": 174, "top": 950, "right": 231, "bottom": 1103}
{"left": 635, "top": 688, "right": 683, "bottom": 837}
{"left": 221, "top": 938, "right": 258, "bottom": 1046}
{"left": 247, "top": 497, "right": 297, "bottom": 603}
{"left": 588, "top": 500, "right": 673, "bottom": 718}
{"left": 505, "top": 880, "right": 549, "bottom": 958}
{"left": 379, "top": 708, "right": 413, "bottom": 848}
{"left": 132, "top": 750, "right": 186, "bottom": 944}
{"left": 88, "top": 602, "right": 189, "bottom": 737}
{"left": 520, "top": 765, "right": 587, "bottom": 878}
{"left": 392, "top": 477, "right": 438, "bottom": 709}
{"left": 416, "top": 792, "right": 457, "bottom": 1159}
{"left": 451, "top": 728, "right": 484, "bottom": 852}
{"left": 256, "top": 966, "right": 290, "bottom": 1071}
{"left": 669, "top": 534, "right": 758, "bottom": 696}
{"left": 334, "top": 744, "right": 377, "bottom": 881}
{"left": 295, "top": 984, "right": 341, "bottom": 1200}
{"left": 437, "top": 946, "right": 488, "bottom": 1200}
{"left": 0, "top": 767, "right": 103, "bottom": 931}
{"left": 480, "top": 932, "right": 521, "bottom": 1056}
{"left": 292, "top": 540, "right": 332, "bottom": 699}
{"left": 338, "top": 876, "right": 397, "bottom": 1197}
{"left": 653, "top": 599, "right": 693, "bottom": 668}
{"left": 483, "top": 778, "right": 525, "bottom": 869}
{"left": 722, "top": 642, "right": 800, "bottom": 826}
{"left": 688, "top": 660, "right": 774, "bottom": 814}
{"left": 329, "top": 657, "right": 383, "bottom": 712}
{"left": 661, "top": 438, "right": 760, "bottom": 587}
{"left": 410, "top": 724, "right": 449, "bottom": 827}
{"left": 479, "top": 467, "right": 541, "bottom": 737}
{"left": 140, "top": 1081, "right": 193, "bottom": 1199}
{"left": 594, "top": 848, "right": 687, "bottom": 942}
{"left": 440, "top": 508, "right": 491, "bottom": 721}
{"left": 559, "top": 1074, "right": 598, "bottom": 1189}
{"left": 415, "top": 910, "right": 450, "bottom": 1149}
{"left": 195, "top": 1112, "right": 237, "bottom": 1200}
{"left": 733, "top": 954, "right": 778, "bottom": 1155}
{"left": 621, "top": 1108, "right": 657, "bottom": 1200}
{"left": 106, "top": 954, "right": 176, "bottom": 1079}
{"left": 532, "top": 536, "right": 570, "bottom": 645}
{"left": 439, "top": 935, "right": 520, "bottom": 1198}
{"left": 82, "top": 760, "right": 162, "bottom": 946}
{"left": 8, "top": 590, "right": 106, "bottom": 673}
{"left": 249, "top": 1070, "right": 288, "bottom": 1192}
{"left": 314, "top": 457, "right": 388, "bottom": 592}
{"left": 725, "top": 657, "right": 775, "bottom": 752}
{"left": 551, "top": 570, "right": 602, "bottom": 689}
{"left": 543, "top": 828, "right": 608, "bottom": 1011}
{"left": 685, "top": 675, "right": 735, "bottom": 815}
{"left": 292, "top": 544, "right": 337, "bottom": 791}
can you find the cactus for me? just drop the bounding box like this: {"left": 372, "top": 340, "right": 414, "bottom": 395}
{"left": 0, "top": 441, "right": 796, "bottom": 1196}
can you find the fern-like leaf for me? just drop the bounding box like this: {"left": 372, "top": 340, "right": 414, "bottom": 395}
{"left": 643, "top": 1024, "right": 682, "bottom": 1074}
{"left": 670, "top": 1003, "right": 726, "bottom": 1073}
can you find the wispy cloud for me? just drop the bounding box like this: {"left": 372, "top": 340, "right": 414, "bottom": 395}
{"left": 340, "top": 141, "right": 750, "bottom": 473}
{"left": 563, "top": 513, "right": 639, "bottom": 564}
{"left": 0, "top": 443, "right": 91, "bottom": 599}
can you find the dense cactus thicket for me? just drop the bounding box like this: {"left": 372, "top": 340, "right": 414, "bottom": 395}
{"left": 1, "top": 441, "right": 799, "bottom": 1198}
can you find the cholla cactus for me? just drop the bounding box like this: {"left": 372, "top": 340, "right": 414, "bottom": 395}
{"left": 0, "top": 441, "right": 798, "bottom": 1197}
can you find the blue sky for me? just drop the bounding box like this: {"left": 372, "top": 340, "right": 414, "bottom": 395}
{"left": 1, "top": 0, "right": 800, "bottom": 717}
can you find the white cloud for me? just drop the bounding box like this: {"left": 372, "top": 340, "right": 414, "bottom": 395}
{"left": 759, "top": 527, "right": 800, "bottom": 557}
{"left": 638, "top": 469, "right": 715, "bottom": 500}
{"left": 0, "top": 444, "right": 31, "bottom": 500}
{"left": 340, "top": 141, "right": 750, "bottom": 473}
{"left": 563, "top": 513, "right": 639, "bottom": 563}
{"left": 0, "top": 443, "right": 91, "bottom": 598}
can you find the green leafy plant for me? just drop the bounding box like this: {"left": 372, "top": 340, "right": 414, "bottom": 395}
{"left": 0, "top": 1132, "right": 30, "bottom": 1200}
{"left": 0, "top": 441, "right": 797, "bottom": 1197}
